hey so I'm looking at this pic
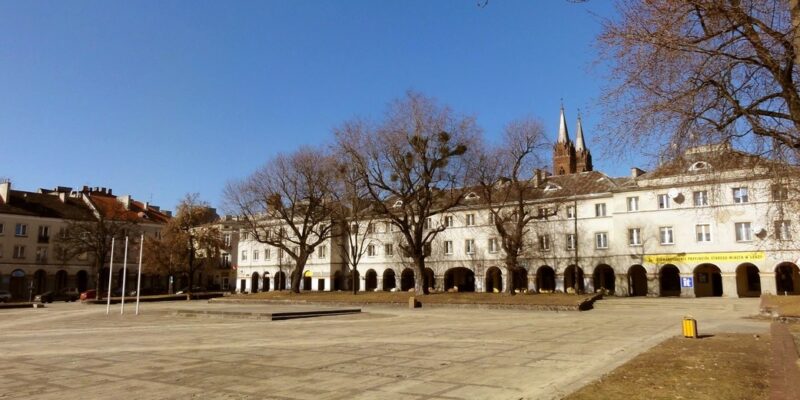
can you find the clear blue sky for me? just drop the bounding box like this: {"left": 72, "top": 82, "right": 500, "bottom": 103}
{"left": 0, "top": 0, "right": 627, "bottom": 212}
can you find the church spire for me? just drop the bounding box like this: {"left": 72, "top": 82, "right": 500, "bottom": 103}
{"left": 557, "top": 105, "right": 570, "bottom": 144}
{"left": 575, "top": 112, "right": 586, "bottom": 152}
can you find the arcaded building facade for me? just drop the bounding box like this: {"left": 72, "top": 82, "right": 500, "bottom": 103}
{"left": 236, "top": 109, "right": 800, "bottom": 298}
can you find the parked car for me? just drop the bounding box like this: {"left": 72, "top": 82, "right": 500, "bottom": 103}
{"left": 80, "top": 289, "right": 97, "bottom": 301}
{"left": 0, "top": 290, "right": 11, "bottom": 303}
{"left": 34, "top": 291, "right": 55, "bottom": 303}
{"left": 59, "top": 288, "right": 80, "bottom": 302}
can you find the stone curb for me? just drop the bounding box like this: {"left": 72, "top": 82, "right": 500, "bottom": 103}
{"left": 209, "top": 293, "right": 601, "bottom": 312}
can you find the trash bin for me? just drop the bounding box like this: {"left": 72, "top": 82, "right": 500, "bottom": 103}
{"left": 682, "top": 316, "right": 698, "bottom": 338}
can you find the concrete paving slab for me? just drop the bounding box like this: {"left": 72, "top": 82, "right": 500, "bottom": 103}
{"left": 0, "top": 297, "right": 768, "bottom": 399}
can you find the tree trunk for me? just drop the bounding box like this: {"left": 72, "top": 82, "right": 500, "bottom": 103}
{"left": 352, "top": 267, "right": 358, "bottom": 295}
{"left": 413, "top": 254, "right": 429, "bottom": 295}
{"left": 291, "top": 255, "right": 308, "bottom": 294}
{"left": 504, "top": 255, "right": 517, "bottom": 295}
{"left": 792, "top": 0, "right": 800, "bottom": 68}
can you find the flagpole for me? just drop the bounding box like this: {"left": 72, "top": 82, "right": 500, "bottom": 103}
{"left": 120, "top": 236, "right": 129, "bottom": 315}
{"left": 105, "top": 237, "right": 115, "bottom": 315}
{"left": 135, "top": 234, "right": 144, "bottom": 315}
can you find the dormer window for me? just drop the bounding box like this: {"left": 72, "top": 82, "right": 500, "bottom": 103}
{"left": 393, "top": 200, "right": 403, "bottom": 208}
{"left": 465, "top": 192, "right": 479, "bottom": 200}
{"left": 544, "top": 183, "right": 561, "bottom": 192}
{"left": 689, "top": 161, "right": 711, "bottom": 172}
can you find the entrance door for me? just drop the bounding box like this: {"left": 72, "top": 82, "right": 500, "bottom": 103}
{"left": 240, "top": 279, "right": 246, "bottom": 293}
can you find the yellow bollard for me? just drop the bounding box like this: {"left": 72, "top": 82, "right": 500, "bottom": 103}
{"left": 682, "top": 316, "right": 698, "bottom": 338}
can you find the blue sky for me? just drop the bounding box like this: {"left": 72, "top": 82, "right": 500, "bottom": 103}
{"left": 0, "top": 0, "right": 625, "bottom": 212}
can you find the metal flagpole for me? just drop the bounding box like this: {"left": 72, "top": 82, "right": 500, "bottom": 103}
{"left": 105, "top": 237, "right": 116, "bottom": 315}
{"left": 120, "top": 236, "right": 129, "bottom": 315}
{"left": 135, "top": 234, "right": 144, "bottom": 315}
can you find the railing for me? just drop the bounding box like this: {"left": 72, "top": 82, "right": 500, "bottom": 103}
{"left": 37, "top": 235, "right": 49, "bottom": 244}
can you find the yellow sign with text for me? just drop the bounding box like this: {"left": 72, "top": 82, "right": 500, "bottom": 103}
{"left": 643, "top": 251, "right": 765, "bottom": 264}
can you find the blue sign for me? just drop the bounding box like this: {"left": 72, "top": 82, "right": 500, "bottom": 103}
{"left": 681, "top": 277, "right": 694, "bottom": 288}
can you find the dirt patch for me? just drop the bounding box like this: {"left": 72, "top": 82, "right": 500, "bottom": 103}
{"left": 760, "top": 295, "right": 800, "bottom": 318}
{"left": 225, "top": 291, "right": 596, "bottom": 309}
{"left": 565, "top": 334, "right": 770, "bottom": 400}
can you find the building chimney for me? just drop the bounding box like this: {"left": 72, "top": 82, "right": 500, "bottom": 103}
{"left": 533, "top": 168, "right": 545, "bottom": 188}
{"left": 143, "top": 202, "right": 149, "bottom": 210}
{"left": 58, "top": 192, "right": 67, "bottom": 203}
{"left": 120, "top": 195, "right": 131, "bottom": 210}
{"left": 107, "top": 188, "right": 112, "bottom": 195}
{"left": 630, "top": 167, "right": 646, "bottom": 178}
{"left": 0, "top": 181, "right": 10, "bottom": 204}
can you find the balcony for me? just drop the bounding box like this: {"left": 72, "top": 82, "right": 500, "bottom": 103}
{"left": 37, "top": 235, "right": 50, "bottom": 244}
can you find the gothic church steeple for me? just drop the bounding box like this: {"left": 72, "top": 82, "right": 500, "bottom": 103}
{"left": 552, "top": 106, "right": 592, "bottom": 175}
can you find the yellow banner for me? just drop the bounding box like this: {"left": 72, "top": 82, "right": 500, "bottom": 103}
{"left": 643, "top": 251, "right": 765, "bottom": 264}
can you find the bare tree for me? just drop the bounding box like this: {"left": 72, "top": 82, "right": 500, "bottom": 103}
{"left": 225, "top": 147, "right": 338, "bottom": 294}
{"left": 470, "top": 118, "right": 551, "bottom": 294}
{"left": 55, "top": 201, "right": 139, "bottom": 299}
{"left": 144, "top": 193, "right": 222, "bottom": 297}
{"left": 598, "top": 0, "right": 800, "bottom": 161}
{"left": 332, "top": 154, "right": 377, "bottom": 295}
{"left": 336, "top": 92, "right": 479, "bottom": 295}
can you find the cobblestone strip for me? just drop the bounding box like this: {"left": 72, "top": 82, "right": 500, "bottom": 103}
{"left": 770, "top": 322, "right": 800, "bottom": 400}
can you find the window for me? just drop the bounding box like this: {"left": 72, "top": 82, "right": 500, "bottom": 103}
{"left": 36, "top": 247, "right": 47, "bottom": 262}
{"left": 0, "top": 244, "right": 3, "bottom": 258}
{"left": 444, "top": 216, "right": 453, "bottom": 228}
{"left": 39, "top": 226, "right": 50, "bottom": 239}
{"left": 695, "top": 224, "right": 711, "bottom": 242}
{"left": 772, "top": 185, "right": 789, "bottom": 201}
{"left": 444, "top": 240, "right": 453, "bottom": 255}
{"left": 628, "top": 228, "right": 641, "bottom": 246}
{"left": 776, "top": 220, "right": 792, "bottom": 240}
{"left": 0, "top": 223, "right": 4, "bottom": 235}
{"left": 366, "top": 223, "right": 375, "bottom": 234}
{"left": 13, "top": 245, "right": 25, "bottom": 259}
{"left": 693, "top": 191, "right": 708, "bottom": 206}
{"left": 595, "top": 203, "right": 607, "bottom": 217}
{"left": 384, "top": 244, "right": 393, "bottom": 256}
{"left": 465, "top": 239, "right": 475, "bottom": 254}
{"left": 566, "top": 234, "right": 576, "bottom": 250}
{"left": 241, "top": 250, "right": 247, "bottom": 261}
{"left": 241, "top": 232, "right": 248, "bottom": 240}
{"left": 595, "top": 232, "right": 608, "bottom": 249}
{"left": 318, "top": 245, "right": 327, "bottom": 258}
{"left": 539, "top": 235, "right": 551, "bottom": 251}
{"left": 367, "top": 244, "right": 376, "bottom": 257}
{"left": 277, "top": 248, "right": 283, "bottom": 259}
{"left": 566, "top": 206, "right": 575, "bottom": 219}
{"left": 735, "top": 222, "right": 752, "bottom": 242}
{"left": 223, "top": 234, "right": 231, "bottom": 247}
{"left": 659, "top": 226, "right": 674, "bottom": 245}
{"left": 465, "top": 214, "right": 475, "bottom": 226}
{"left": 265, "top": 248, "right": 271, "bottom": 260}
{"left": 733, "top": 187, "right": 749, "bottom": 203}
{"left": 537, "top": 207, "right": 548, "bottom": 217}
{"left": 488, "top": 238, "right": 499, "bottom": 253}
{"left": 627, "top": 197, "right": 639, "bottom": 212}
{"left": 488, "top": 212, "right": 496, "bottom": 225}
{"left": 424, "top": 243, "right": 432, "bottom": 256}
{"left": 423, "top": 218, "right": 431, "bottom": 229}
{"left": 657, "top": 194, "right": 670, "bottom": 209}
{"left": 14, "top": 223, "right": 27, "bottom": 237}
{"left": 253, "top": 250, "right": 259, "bottom": 260}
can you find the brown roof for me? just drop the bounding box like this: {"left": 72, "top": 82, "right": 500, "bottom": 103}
{"left": 639, "top": 148, "right": 769, "bottom": 180}
{"left": 0, "top": 191, "right": 95, "bottom": 220}
{"left": 87, "top": 194, "right": 170, "bottom": 224}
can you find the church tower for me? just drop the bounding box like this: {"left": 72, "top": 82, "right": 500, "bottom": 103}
{"left": 552, "top": 106, "right": 593, "bottom": 175}
{"left": 553, "top": 107, "right": 576, "bottom": 175}
{"left": 574, "top": 113, "right": 593, "bottom": 173}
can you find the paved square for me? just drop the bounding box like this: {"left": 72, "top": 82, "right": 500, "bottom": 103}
{"left": 0, "top": 298, "right": 767, "bottom": 399}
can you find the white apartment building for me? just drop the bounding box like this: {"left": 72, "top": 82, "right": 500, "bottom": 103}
{"left": 234, "top": 110, "right": 800, "bottom": 298}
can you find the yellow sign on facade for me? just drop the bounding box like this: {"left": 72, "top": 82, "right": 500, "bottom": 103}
{"left": 643, "top": 251, "right": 765, "bottom": 264}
